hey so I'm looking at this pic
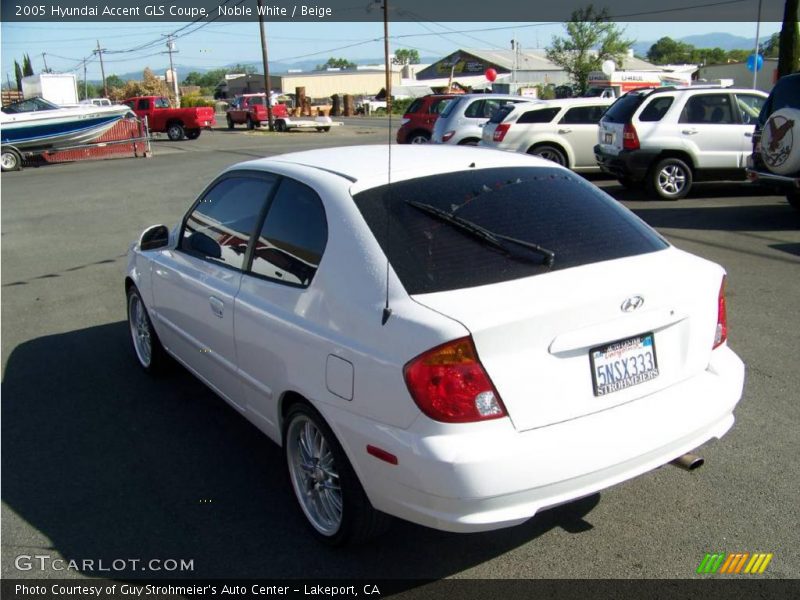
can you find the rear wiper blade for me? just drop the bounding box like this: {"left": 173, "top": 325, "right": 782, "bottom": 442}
{"left": 406, "top": 200, "right": 555, "bottom": 266}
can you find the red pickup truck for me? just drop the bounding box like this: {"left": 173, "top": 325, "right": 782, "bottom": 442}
{"left": 124, "top": 96, "right": 216, "bottom": 141}
{"left": 226, "top": 94, "right": 288, "bottom": 129}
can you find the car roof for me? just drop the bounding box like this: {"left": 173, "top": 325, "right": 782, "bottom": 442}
{"left": 233, "top": 145, "right": 554, "bottom": 189}
{"left": 508, "top": 97, "right": 613, "bottom": 111}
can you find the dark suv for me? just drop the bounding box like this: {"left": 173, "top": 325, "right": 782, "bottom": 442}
{"left": 396, "top": 94, "right": 455, "bottom": 144}
{"left": 746, "top": 73, "right": 800, "bottom": 211}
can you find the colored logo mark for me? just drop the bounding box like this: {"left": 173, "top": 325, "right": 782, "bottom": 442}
{"left": 697, "top": 552, "right": 773, "bottom": 574}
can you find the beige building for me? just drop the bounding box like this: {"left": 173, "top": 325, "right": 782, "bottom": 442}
{"left": 698, "top": 58, "right": 780, "bottom": 92}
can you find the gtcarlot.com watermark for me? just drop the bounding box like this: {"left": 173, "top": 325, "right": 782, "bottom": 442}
{"left": 14, "top": 554, "right": 194, "bottom": 573}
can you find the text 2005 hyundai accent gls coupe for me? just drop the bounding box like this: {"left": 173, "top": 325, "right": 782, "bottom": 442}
{"left": 125, "top": 145, "right": 744, "bottom": 545}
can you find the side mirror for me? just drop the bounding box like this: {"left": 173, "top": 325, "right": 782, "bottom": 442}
{"left": 188, "top": 231, "right": 222, "bottom": 259}
{"left": 139, "top": 224, "right": 170, "bottom": 251}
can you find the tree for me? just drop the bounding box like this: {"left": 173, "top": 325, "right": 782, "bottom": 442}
{"left": 647, "top": 37, "right": 693, "bottom": 64}
{"left": 316, "top": 57, "right": 357, "bottom": 70}
{"left": 760, "top": 32, "right": 781, "bottom": 58}
{"left": 22, "top": 53, "right": 34, "bottom": 77}
{"left": 393, "top": 49, "right": 421, "bottom": 65}
{"left": 777, "top": 0, "right": 799, "bottom": 77}
{"left": 14, "top": 60, "right": 22, "bottom": 91}
{"left": 228, "top": 63, "right": 256, "bottom": 75}
{"left": 546, "top": 5, "right": 633, "bottom": 95}
{"left": 110, "top": 67, "right": 173, "bottom": 103}
{"left": 105, "top": 74, "right": 125, "bottom": 90}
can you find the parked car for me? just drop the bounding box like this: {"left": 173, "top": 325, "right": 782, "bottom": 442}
{"left": 432, "top": 94, "right": 533, "bottom": 145}
{"left": 595, "top": 85, "right": 768, "bottom": 199}
{"left": 396, "top": 94, "right": 455, "bottom": 144}
{"left": 126, "top": 145, "right": 744, "bottom": 545}
{"left": 225, "top": 93, "right": 289, "bottom": 129}
{"left": 481, "top": 97, "right": 614, "bottom": 171}
{"left": 80, "top": 97, "right": 113, "bottom": 107}
{"left": 124, "top": 95, "right": 216, "bottom": 141}
{"left": 745, "top": 72, "right": 800, "bottom": 211}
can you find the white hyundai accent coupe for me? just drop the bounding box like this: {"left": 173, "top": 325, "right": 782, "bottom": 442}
{"left": 125, "top": 145, "right": 744, "bottom": 545}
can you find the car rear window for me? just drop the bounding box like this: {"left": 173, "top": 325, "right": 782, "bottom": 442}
{"left": 353, "top": 167, "right": 667, "bottom": 295}
{"left": 439, "top": 97, "right": 462, "bottom": 118}
{"left": 405, "top": 98, "right": 424, "bottom": 115}
{"left": 489, "top": 104, "right": 516, "bottom": 124}
{"left": 602, "top": 93, "right": 646, "bottom": 123}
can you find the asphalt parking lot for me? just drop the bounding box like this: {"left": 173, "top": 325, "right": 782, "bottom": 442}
{"left": 2, "top": 118, "right": 799, "bottom": 581}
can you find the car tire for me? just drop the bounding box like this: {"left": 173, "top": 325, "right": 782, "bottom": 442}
{"left": 787, "top": 191, "right": 800, "bottom": 211}
{"left": 458, "top": 138, "right": 480, "bottom": 146}
{"left": 529, "top": 145, "right": 567, "bottom": 167}
{"left": 408, "top": 132, "right": 430, "bottom": 144}
{"left": 275, "top": 120, "right": 287, "bottom": 132}
{"left": 283, "top": 403, "right": 391, "bottom": 546}
{"left": 185, "top": 129, "right": 201, "bottom": 140}
{"left": 1, "top": 146, "right": 22, "bottom": 172}
{"left": 127, "top": 285, "right": 170, "bottom": 374}
{"left": 647, "top": 157, "right": 693, "bottom": 200}
{"left": 167, "top": 123, "right": 185, "bottom": 141}
{"left": 247, "top": 116, "right": 255, "bottom": 130}
{"left": 226, "top": 115, "right": 234, "bottom": 129}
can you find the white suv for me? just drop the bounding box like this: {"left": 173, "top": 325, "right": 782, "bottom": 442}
{"left": 432, "top": 94, "right": 533, "bottom": 145}
{"left": 481, "top": 97, "right": 614, "bottom": 171}
{"left": 595, "top": 86, "right": 768, "bottom": 199}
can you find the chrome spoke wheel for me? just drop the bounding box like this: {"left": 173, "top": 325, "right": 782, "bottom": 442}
{"left": 657, "top": 165, "right": 687, "bottom": 196}
{"left": 533, "top": 147, "right": 566, "bottom": 166}
{"left": 287, "top": 414, "right": 343, "bottom": 536}
{"left": 128, "top": 293, "right": 152, "bottom": 368}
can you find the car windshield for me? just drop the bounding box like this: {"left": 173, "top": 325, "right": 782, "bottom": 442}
{"left": 602, "top": 93, "right": 646, "bottom": 123}
{"left": 2, "top": 97, "right": 60, "bottom": 114}
{"left": 353, "top": 167, "right": 667, "bottom": 295}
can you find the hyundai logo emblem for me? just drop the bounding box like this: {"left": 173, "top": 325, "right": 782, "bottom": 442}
{"left": 621, "top": 295, "right": 645, "bottom": 312}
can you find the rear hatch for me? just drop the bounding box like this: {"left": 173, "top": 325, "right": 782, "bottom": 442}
{"left": 597, "top": 92, "right": 647, "bottom": 155}
{"left": 481, "top": 104, "right": 517, "bottom": 145}
{"left": 353, "top": 165, "right": 723, "bottom": 431}
{"left": 414, "top": 249, "right": 721, "bottom": 430}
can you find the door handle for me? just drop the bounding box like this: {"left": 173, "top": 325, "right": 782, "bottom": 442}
{"left": 682, "top": 129, "right": 699, "bottom": 135}
{"left": 558, "top": 128, "right": 572, "bottom": 134}
{"left": 744, "top": 131, "right": 753, "bottom": 137}
{"left": 209, "top": 296, "right": 224, "bottom": 318}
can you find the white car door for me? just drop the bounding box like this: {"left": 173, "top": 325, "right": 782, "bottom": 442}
{"left": 678, "top": 93, "right": 744, "bottom": 169}
{"left": 151, "top": 174, "right": 277, "bottom": 407}
{"left": 234, "top": 177, "right": 329, "bottom": 439}
{"left": 557, "top": 104, "right": 607, "bottom": 169}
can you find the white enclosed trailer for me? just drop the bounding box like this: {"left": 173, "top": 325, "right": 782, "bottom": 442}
{"left": 22, "top": 73, "right": 79, "bottom": 106}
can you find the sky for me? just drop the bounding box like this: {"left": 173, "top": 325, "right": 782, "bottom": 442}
{"left": 0, "top": 20, "right": 782, "bottom": 84}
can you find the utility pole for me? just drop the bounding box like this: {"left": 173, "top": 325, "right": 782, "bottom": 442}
{"left": 94, "top": 41, "right": 107, "bottom": 97}
{"left": 752, "top": 0, "right": 763, "bottom": 89}
{"left": 382, "top": 0, "right": 391, "bottom": 114}
{"left": 83, "top": 59, "right": 88, "bottom": 99}
{"left": 257, "top": 0, "right": 274, "bottom": 130}
{"left": 41, "top": 53, "right": 49, "bottom": 73}
{"left": 163, "top": 34, "right": 180, "bottom": 106}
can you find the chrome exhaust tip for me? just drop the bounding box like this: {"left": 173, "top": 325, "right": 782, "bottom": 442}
{"left": 671, "top": 452, "right": 704, "bottom": 471}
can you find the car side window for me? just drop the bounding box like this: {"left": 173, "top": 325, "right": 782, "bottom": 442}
{"left": 680, "top": 94, "right": 734, "bottom": 124}
{"left": 559, "top": 105, "right": 606, "bottom": 125}
{"left": 249, "top": 178, "right": 328, "bottom": 287}
{"left": 137, "top": 99, "right": 150, "bottom": 111}
{"left": 464, "top": 100, "right": 485, "bottom": 118}
{"left": 154, "top": 97, "right": 170, "bottom": 109}
{"left": 517, "top": 107, "right": 560, "bottom": 124}
{"left": 638, "top": 97, "right": 674, "bottom": 122}
{"left": 736, "top": 94, "right": 765, "bottom": 124}
{"left": 181, "top": 176, "right": 276, "bottom": 270}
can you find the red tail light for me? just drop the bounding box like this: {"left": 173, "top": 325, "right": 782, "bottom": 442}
{"left": 623, "top": 123, "right": 640, "bottom": 150}
{"left": 404, "top": 337, "right": 506, "bottom": 423}
{"left": 493, "top": 123, "right": 511, "bottom": 142}
{"left": 713, "top": 276, "right": 728, "bottom": 349}
{"left": 442, "top": 130, "right": 455, "bottom": 142}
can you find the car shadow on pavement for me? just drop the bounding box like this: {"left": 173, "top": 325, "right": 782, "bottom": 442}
{"left": 2, "top": 322, "right": 599, "bottom": 580}
{"left": 628, "top": 201, "right": 800, "bottom": 232}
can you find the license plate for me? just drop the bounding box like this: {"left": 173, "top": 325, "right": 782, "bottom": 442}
{"left": 604, "top": 132, "right": 613, "bottom": 144}
{"left": 590, "top": 333, "right": 659, "bottom": 396}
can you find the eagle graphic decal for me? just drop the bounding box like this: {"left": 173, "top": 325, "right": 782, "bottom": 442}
{"left": 762, "top": 114, "right": 795, "bottom": 169}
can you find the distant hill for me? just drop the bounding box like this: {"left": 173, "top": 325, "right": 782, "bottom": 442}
{"left": 633, "top": 32, "right": 772, "bottom": 58}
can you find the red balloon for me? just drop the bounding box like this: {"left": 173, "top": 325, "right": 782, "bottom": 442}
{"left": 485, "top": 68, "right": 497, "bottom": 82}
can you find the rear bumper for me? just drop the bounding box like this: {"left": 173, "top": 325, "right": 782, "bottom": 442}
{"left": 334, "top": 345, "right": 744, "bottom": 533}
{"left": 594, "top": 145, "right": 659, "bottom": 181}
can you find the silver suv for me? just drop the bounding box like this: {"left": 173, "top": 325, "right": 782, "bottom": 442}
{"left": 432, "top": 94, "right": 533, "bottom": 146}
{"left": 595, "top": 86, "right": 768, "bottom": 199}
